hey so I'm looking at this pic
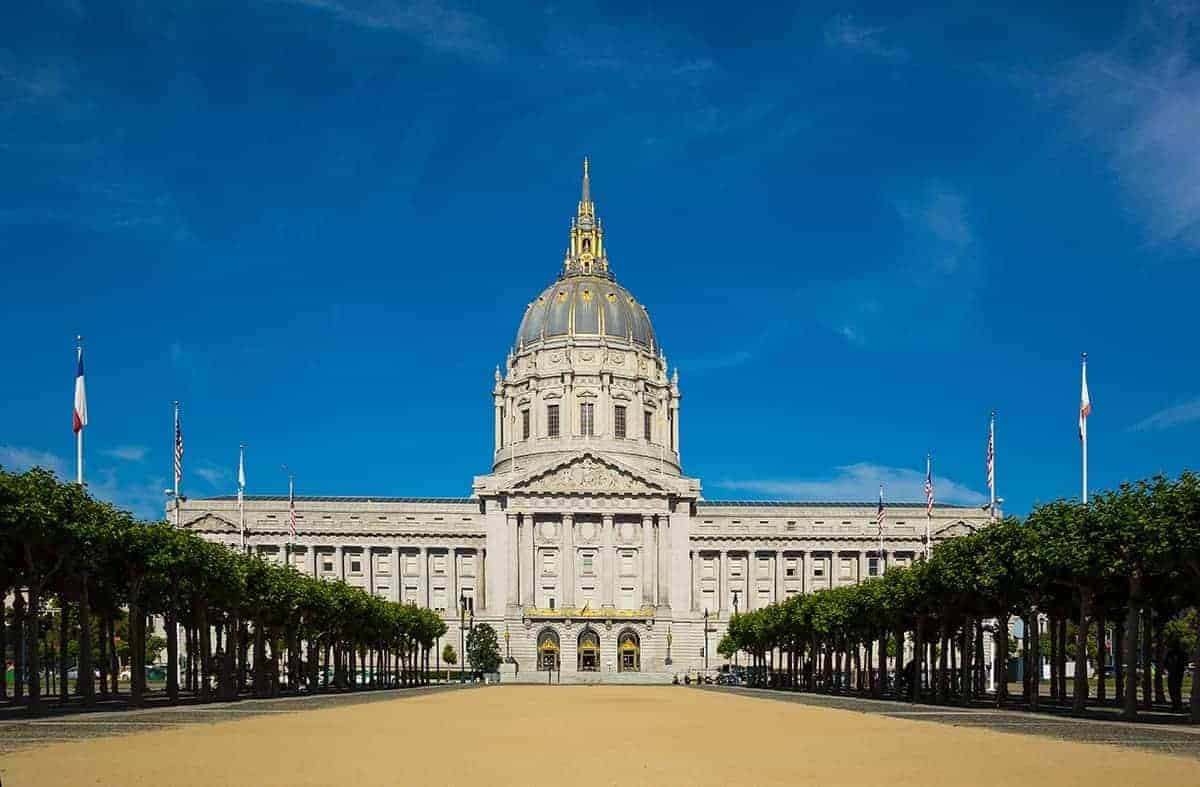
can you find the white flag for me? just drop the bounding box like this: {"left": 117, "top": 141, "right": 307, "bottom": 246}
{"left": 1079, "top": 360, "right": 1091, "bottom": 441}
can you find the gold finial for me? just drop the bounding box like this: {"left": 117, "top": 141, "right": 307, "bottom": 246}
{"left": 580, "top": 156, "right": 591, "bottom": 207}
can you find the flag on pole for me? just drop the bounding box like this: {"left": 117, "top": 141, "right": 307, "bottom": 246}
{"left": 287, "top": 476, "right": 298, "bottom": 538}
{"left": 924, "top": 455, "right": 934, "bottom": 515}
{"left": 237, "top": 446, "right": 245, "bottom": 504}
{"left": 986, "top": 417, "right": 995, "bottom": 493}
{"left": 1079, "top": 358, "right": 1091, "bottom": 442}
{"left": 73, "top": 345, "right": 88, "bottom": 433}
{"left": 876, "top": 484, "right": 885, "bottom": 536}
{"left": 173, "top": 404, "right": 184, "bottom": 489}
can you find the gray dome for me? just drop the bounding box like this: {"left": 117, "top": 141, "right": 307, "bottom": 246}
{"left": 517, "top": 275, "right": 657, "bottom": 351}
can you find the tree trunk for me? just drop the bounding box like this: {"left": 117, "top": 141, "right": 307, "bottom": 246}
{"left": 26, "top": 587, "right": 42, "bottom": 714}
{"left": 1122, "top": 588, "right": 1140, "bottom": 719}
{"left": 166, "top": 605, "right": 179, "bottom": 704}
{"left": 128, "top": 591, "right": 145, "bottom": 707}
{"left": 1029, "top": 613, "right": 1041, "bottom": 711}
{"left": 1141, "top": 608, "right": 1153, "bottom": 708}
{"left": 222, "top": 613, "right": 238, "bottom": 701}
{"left": 1049, "top": 616, "right": 1059, "bottom": 702}
{"left": 1073, "top": 591, "right": 1091, "bottom": 712}
{"left": 107, "top": 613, "right": 118, "bottom": 695}
{"left": 78, "top": 579, "right": 93, "bottom": 704}
{"left": 58, "top": 598, "right": 70, "bottom": 703}
{"left": 995, "top": 614, "right": 1008, "bottom": 705}
{"left": 1096, "top": 614, "right": 1107, "bottom": 704}
{"left": 1153, "top": 619, "right": 1166, "bottom": 705}
{"left": 912, "top": 622, "right": 924, "bottom": 703}
{"left": 1114, "top": 621, "right": 1124, "bottom": 702}
{"left": 937, "top": 621, "right": 949, "bottom": 704}
{"left": 253, "top": 618, "right": 266, "bottom": 697}
{"left": 1190, "top": 610, "right": 1200, "bottom": 724}
{"left": 0, "top": 595, "right": 7, "bottom": 700}
{"left": 199, "top": 605, "right": 212, "bottom": 702}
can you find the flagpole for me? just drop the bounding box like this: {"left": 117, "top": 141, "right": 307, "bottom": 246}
{"left": 878, "top": 483, "right": 885, "bottom": 571}
{"left": 989, "top": 412, "right": 997, "bottom": 522}
{"left": 1081, "top": 352, "right": 1088, "bottom": 504}
{"left": 238, "top": 444, "right": 246, "bottom": 552}
{"left": 925, "top": 453, "right": 932, "bottom": 560}
{"left": 76, "top": 336, "right": 84, "bottom": 486}
{"left": 173, "top": 401, "right": 181, "bottom": 529}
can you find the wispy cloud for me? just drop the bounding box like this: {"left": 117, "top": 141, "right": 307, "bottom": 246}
{"left": 823, "top": 14, "right": 909, "bottom": 61}
{"left": 718, "top": 462, "right": 986, "bottom": 505}
{"left": 894, "top": 179, "right": 977, "bottom": 274}
{"left": 0, "top": 444, "right": 165, "bottom": 518}
{"left": 0, "top": 444, "right": 70, "bottom": 479}
{"left": 194, "top": 463, "right": 231, "bottom": 489}
{"left": 103, "top": 445, "right": 148, "bottom": 462}
{"left": 286, "top": 0, "right": 504, "bottom": 61}
{"left": 1132, "top": 396, "right": 1200, "bottom": 431}
{"left": 1052, "top": 2, "right": 1200, "bottom": 251}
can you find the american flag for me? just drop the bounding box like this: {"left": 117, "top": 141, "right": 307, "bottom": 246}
{"left": 876, "top": 484, "right": 885, "bottom": 535}
{"left": 287, "top": 475, "right": 298, "bottom": 538}
{"left": 73, "top": 343, "right": 87, "bottom": 435}
{"left": 1079, "top": 355, "right": 1091, "bottom": 442}
{"left": 173, "top": 403, "right": 183, "bottom": 489}
{"left": 924, "top": 454, "right": 934, "bottom": 515}
{"left": 986, "top": 415, "right": 995, "bottom": 494}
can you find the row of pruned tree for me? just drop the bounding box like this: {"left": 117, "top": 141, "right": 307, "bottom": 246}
{"left": 721, "top": 472, "right": 1200, "bottom": 721}
{"left": 1, "top": 467, "right": 448, "bottom": 715}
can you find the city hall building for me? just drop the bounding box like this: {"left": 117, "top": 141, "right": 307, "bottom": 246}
{"left": 178, "top": 162, "right": 987, "bottom": 683}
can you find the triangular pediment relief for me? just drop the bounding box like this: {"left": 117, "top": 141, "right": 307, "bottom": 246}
{"left": 182, "top": 512, "right": 240, "bottom": 532}
{"left": 512, "top": 453, "right": 666, "bottom": 495}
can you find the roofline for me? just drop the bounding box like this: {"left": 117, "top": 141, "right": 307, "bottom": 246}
{"left": 200, "top": 495, "right": 477, "bottom": 504}
{"left": 698, "top": 500, "right": 983, "bottom": 510}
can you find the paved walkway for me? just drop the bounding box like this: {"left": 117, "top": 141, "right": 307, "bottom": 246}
{"left": 706, "top": 686, "right": 1200, "bottom": 760}
{"left": 0, "top": 684, "right": 467, "bottom": 755}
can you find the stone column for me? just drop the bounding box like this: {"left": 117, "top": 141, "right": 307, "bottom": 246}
{"left": 519, "top": 515, "right": 533, "bottom": 607}
{"left": 657, "top": 515, "right": 670, "bottom": 610}
{"left": 506, "top": 514, "right": 519, "bottom": 609}
{"left": 451, "top": 547, "right": 460, "bottom": 608}
{"left": 367, "top": 547, "right": 375, "bottom": 595}
{"left": 479, "top": 547, "right": 486, "bottom": 611}
{"left": 601, "top": 514, "right": 615, "bottom": 609}
{"left": 335, "top": 545, "right": 345, "bottom": 581}
{"left": 671, "top": 401, "right": 680, "bottom": 456}
{"left": 641, "top": 515, "right": 655, "bottom": 607}
{"left": 691, "top": 550, "right": 700, "bottom": 611}
{"left": 494, "top": 398, "right": 503, "bottom": 453}
{"left": 858, "top": 551, "right": 868, "bottom": 584}
{"left": 307, "top": 546, "right": 318, "bottom": 579}
{"left": 562, "top": 514, "right": 575, "bottom": 608}
{"left": 417, "top": 545, "right": 428, "bottom": 608}
{"left": 775, "top": 550, "right": 786, "bottom": 602}
{"left": 391, "top": 547, "right": 401, "bottom": 602}
{"left": 718, "top": 550, "right": 728, "bottom": 613}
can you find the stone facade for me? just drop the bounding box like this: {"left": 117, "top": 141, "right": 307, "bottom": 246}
{"left": 178, "top": 161, "right": 988, "bottom": 683}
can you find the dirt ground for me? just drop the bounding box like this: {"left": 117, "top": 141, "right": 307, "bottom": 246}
{"left": 3, "top": 686, "right": 1198, "bottom": 786}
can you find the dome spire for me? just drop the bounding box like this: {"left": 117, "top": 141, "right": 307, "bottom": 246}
{"left": 564, "top": 157, "right": 609, "bottom": 278}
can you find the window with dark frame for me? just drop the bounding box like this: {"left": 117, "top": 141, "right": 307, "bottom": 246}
{"left": 547, "top": 404, "right": 560, "bottom": 437}
{"left": 644, "top": 410, "right": 652, "bottom": 441}
{"left": 521, "top": 409, "right": 530, "bottom": 440}
{"left": 614, "top": 405, "right": 627, "bottom": 438}
{"left": 580, "top": 402, "right": 594, "bottom": 436}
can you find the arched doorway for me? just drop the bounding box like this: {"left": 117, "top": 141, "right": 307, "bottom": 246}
{"left": 617, "top": 630, "right": 640, "bottom": 672}
{"left": 537, "top": 629, "right": 560, "bottom": 671}
{"left": 577, "top": 629, "right": 600, "bottom": 672}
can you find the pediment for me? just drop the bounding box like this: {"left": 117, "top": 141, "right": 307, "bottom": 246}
{"left": 512, "top": 453, "right": 666, "bottom": 496}
{"left": 182, "top": 512, "right": 240, "bottom": 532}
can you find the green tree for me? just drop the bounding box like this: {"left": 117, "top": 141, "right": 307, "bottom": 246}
{"left": 465, "top": 623, "right": 501, "bottom": 675}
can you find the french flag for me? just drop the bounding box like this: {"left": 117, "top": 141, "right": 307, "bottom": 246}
{"left": 73, "top": 346, "right": 88, "bottom": 434}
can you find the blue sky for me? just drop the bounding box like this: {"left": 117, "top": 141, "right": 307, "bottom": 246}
{"left": 2, "top": 1, "right": 1198, "bottom": 518}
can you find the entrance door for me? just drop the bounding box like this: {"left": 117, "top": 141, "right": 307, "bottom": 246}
{"left": 617, "top": 631, "right": 640, "bottom": 672}
{"left": 577, "top": 630, "right": 600, "bottom": 672}
{"left": 537, "top": 629, "right": 560, "bottom": 671}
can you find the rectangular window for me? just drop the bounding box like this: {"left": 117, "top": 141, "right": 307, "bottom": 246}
{"left": 378, "top": 555, "right": 391, "bottom": 575}
{"left": 758, "top": 557, "right": 770, "bottom": 577}
{"left": 322, "top": 556, "right": 334, "bottom": 573}
{"left": 785, "top": 558, "right": 798, "bottom": 578}
{"left": 644, "top": 410, "right": 653, "bottom": 442}
{"left": 521, "top": 409, "right": 531, "bottom": 440}
{"left": 620, "top": 551, "right": 634, "bottom": 575}
{"left": 702, "top": 557, "right": 715, "bottom": 578}
{"left": 731, "top": 558, "right": 743, "bottom": 578}
{"left": 547, "top": 404, "right": 560, "bottom": 438}
{"left": 433, "top": 554, "right": 447, "bottom": 575}
{"left": 668, "top": 410, "right": 675, "bottom": 450}
{"left": 839, "top": 558, "right": 853, "bottom": 579}
{"left": 580, "top": 402, "right": 594, "bottom": 436}
{"left": 614, "top": 405, "right": 626, "bottom": 439}
{"left": 813, "top": 558, "right": 826, "bottom": 578}
{"left": 350, "top": 556, "right": 363, "bottom": 575}
{"left": 542, "top": 552, "right": 556, "bottom": 575}
{"left": 868, "top": 557, "right": 880, "bottom": 577}
{"left": 581, "top": 552, "right": 595, "bottom": 575}
{"left": 462, "top": 555, "right": 475, "bottom": 575}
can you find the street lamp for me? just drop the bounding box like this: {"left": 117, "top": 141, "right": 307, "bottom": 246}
{"left": 732, "top": 590, "right": 740, "bottom": 673}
